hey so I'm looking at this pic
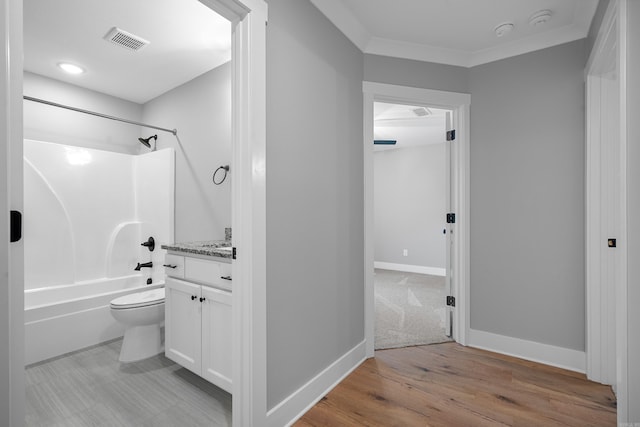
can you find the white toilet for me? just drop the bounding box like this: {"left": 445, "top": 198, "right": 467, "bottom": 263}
{"left": 110, "top": 287, "right": 165, "bottom": 362}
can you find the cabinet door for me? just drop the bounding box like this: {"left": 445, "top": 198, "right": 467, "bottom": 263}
{"left": 201, "top": 286, "right": 232, "bottom": 392}
{"left": 165, "top": 277, "right": 202, "bottom": 375}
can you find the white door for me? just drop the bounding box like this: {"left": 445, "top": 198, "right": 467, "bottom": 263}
{"left": 444, "top": 111, "right": 454, "bottom": 338}
{"left": 201, "top": 286, "right": 233, "bottom": 393}
{"left": 165, "top": 277, "right": 202, "bottom": 375}
{"left": 1, "top": 0, "right": 24, "bottom": 423}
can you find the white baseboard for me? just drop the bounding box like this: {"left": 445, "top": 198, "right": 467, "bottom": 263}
{"left": 374, "top": 261, "right": 446, "bottom": 277}
{"left": 266, "top": 340, "right": 367, "bottom": 427}
{"left": 467, "top": 329, "right": 586, "bottom": 373}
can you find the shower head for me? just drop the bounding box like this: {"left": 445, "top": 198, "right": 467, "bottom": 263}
{"left": 139, "top": 134, "right": 157, "bottom": 150}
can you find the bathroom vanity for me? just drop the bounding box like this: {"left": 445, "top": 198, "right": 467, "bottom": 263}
{"left": 161, "top": 241, "right": 232, "bottom": 393}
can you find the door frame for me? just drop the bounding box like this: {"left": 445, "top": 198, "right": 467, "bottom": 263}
{"left": 585, "top": 0, "right": 629, "bottom": 421}
{"left": 363, "top": 81, "right": 470, "bottom": 357}
{"left": 1, "top": 0, "right": 268, "bottom": 425}
{"left": 1, "top": 0, "right": 25, "bottom": 424}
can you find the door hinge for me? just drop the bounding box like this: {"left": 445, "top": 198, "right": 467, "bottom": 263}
{"left": 446, "top": 129, "right": 456, "bottom": 141}
{"left": 446, "top": 296, "right": 456, "bottom": 307}
{"left": 232, "top": 247, "right": 237, "bottom": 260}
{"left": 10, "top": 210, "right": 22, "bottom": 242}
{"left": 446, "top": 213, "right": 456, "bottom": 224}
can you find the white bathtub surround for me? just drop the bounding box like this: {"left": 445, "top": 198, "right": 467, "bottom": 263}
{"left": 23, "top": 139, "right": 174, "bottom": 364}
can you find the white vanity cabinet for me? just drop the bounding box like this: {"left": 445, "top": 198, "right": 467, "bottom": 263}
{"left": 164, "top": 253, "right": 232, "bottom": 393}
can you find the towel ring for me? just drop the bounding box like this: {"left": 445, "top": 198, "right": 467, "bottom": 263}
{"left": 213, "top": 165, "right": 229, "bottom": 185}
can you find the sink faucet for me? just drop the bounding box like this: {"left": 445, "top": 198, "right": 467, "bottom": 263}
{"left": 134, "top": 261, "right": 153, "bottom": 271}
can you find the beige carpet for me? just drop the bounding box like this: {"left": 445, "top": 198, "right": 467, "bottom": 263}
{"left": 374, "top": 269, "right": 452, "bottom": 350}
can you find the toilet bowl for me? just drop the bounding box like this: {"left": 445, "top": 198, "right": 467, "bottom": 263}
{"left": 110, "top": 287, "right": 165, "bottom": 362}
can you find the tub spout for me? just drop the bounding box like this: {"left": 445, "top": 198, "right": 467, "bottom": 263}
{"left": 134, "top": 262, "right": 153, "bottom": 271}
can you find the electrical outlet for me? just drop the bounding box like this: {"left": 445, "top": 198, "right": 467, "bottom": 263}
{"left": 403, "top": 249, "right": 408, "bottom": 257}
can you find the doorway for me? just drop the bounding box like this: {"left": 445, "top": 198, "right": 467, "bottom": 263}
{"left": 363, "top": 82, "right": 471, "bottom": 358}
{"left": 1, "top": 0, "right": 267, "bottom": 425}
{"left": 372, "top": 101, "right": 451, "bottom": 350}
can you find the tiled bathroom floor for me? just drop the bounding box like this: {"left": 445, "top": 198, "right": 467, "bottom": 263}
{"left": 25, "top": 339, "right": 232, "bottom": 427}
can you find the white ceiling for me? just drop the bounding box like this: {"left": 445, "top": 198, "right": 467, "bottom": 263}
{"left": 374, "top": 102, "right": 447, "bottom": 151}
{"left": 309, "top": 0, "right": 598, "bottom": 67}
{"left": 24, "top": 0, "right": 231, "bottom": 104}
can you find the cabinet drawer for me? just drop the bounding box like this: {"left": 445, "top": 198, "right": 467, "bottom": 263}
{"left": 163, "top": 254, "right": 184, "bottom": 278}
{"left": 215, "top": 262, "right": 233, "bottom": 291}
{"left": 185, "top": 257, "right": 220, "bottom": 286}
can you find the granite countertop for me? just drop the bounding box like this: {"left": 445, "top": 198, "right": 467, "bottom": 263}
{"left": 161, "top": 240, "right": 232, "bottom": 259}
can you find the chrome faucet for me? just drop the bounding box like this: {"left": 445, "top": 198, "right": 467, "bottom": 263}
{"left": 134, "top": 261, "right": 153, "bottom": 271}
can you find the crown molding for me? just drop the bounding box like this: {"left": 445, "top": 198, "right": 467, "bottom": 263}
{"left": 468, "top": 23, "right": 587, "bottom": 67}
{"left": 310, "top": 0, "right": 598, "bottom": 68}
{"left": 365, "top": 37, "right": 471, "bottom": 67}
{"left": 308, "top": 0, "right": 370, "bottom": 50}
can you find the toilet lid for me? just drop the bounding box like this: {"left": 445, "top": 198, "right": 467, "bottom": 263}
{"left": 110, "top": 287, "right": 165, "bottom": 309}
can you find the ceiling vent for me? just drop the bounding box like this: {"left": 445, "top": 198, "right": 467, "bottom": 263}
{"left": 412, "top": 107, "right": 431, "bottom": 117}
{"left": 104, "top": 27, "right": 149, "bottom": 51}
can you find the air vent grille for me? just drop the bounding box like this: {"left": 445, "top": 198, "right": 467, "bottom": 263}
{"left": 412, "top": 107, "right": 431, "bottom": 117}
{"left": 104, "top": 27, "right": 149, "bottom": 51}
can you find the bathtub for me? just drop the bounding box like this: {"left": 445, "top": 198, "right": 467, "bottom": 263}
{"left": 25, "top": 275, "right": 163, "bottom": 365}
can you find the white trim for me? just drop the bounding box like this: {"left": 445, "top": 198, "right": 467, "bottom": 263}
{"left": 204, "top": 0, "right": 269, "bottom": 425}
{"left": 310, "top": 0, "right": 597, "bottom": 68}
{"left": 468, "top": 329, "right": 586, "bottom": 374}
{"left": 365, "top": 37, "right": 470, "bottom": 68}
{"left": 363, "top": 82, "right": 470, "bottom": 360}
{"left": 616, "top": 0, "right": 629, "bottom": 422}
{"left": 363, "top": 81, "right": 470, "bottom": 108}
{"left": 266, "top": 341, "right": 366, "bottom": 427}
{"left": 584, "top": 3, "right": 630, "bottom": 423}
{"left": 374, "top": 261, "right": 445, "bottom": 277}
{"left": 2, "top": 0, "right": 24, "bottom": 424}
{"left": 307, "top": 0, "right": 369, "bottom": 51}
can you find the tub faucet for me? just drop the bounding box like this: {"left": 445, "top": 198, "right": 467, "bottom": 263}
{"left": 134, "top": 262, "right": 153, "bottom": 271}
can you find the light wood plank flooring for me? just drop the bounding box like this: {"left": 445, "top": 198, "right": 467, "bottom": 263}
{"left": 296, "top": 342, "right": 616, "bottom": 426}
{"left": 25, "top": 339, "right": 231, "bottom": 426}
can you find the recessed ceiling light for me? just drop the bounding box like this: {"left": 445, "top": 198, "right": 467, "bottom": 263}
{"left": 494, "top": 22, "right": 514, "bottom": 38}
{"left": 529, "top": 10, "right": 552, "bottom": 27}
{"left": 57, "top": 62, "right": 85, "bottom": 75}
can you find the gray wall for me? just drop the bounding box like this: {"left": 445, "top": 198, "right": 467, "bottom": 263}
{"left": 374, "top": 144, "right": 446, "bottom": 268}
{"left": 626, "top": 0, "right": 640, "bottom": 420}
{"left": 23, "top": 72, "right": 143, "bottom": 154}
{"left": 587, "top": 0, "right": 611, "bottom": 57}
{"left": 364, "top": 54, "right": 469, "bottom": 93}
{"left": 266, "top": 0, "right": 364, "bottom": 410}
{"left": 468, "top": 40, "right": 586, "bottom": 351}
{"left": 143, "top": 63, "right": 231, "bottom": 243}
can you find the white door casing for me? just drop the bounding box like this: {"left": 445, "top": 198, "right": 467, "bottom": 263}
{"left": 363, "top": 82, "right": 470, "bottom": 357}
{"left": 1, "top": 0, "right": 25, "bottom": 425}
{"left": 444, "top": 111, "right": 453, "bottom": 338}
{"left": 585, "top": 0, "right": 629, "bottom": 421}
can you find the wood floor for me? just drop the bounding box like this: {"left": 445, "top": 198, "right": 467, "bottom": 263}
{"left": 295, "top": 342, "right": 616, "bottom": 427}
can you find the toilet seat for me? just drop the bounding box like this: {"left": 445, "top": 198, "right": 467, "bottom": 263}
{"left": 110, "top": 288, "right": 165, "bottom": 310}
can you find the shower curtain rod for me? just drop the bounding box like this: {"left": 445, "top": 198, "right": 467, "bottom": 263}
{"left": 23, "top": 95, "right": 178, "bottom": 135}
